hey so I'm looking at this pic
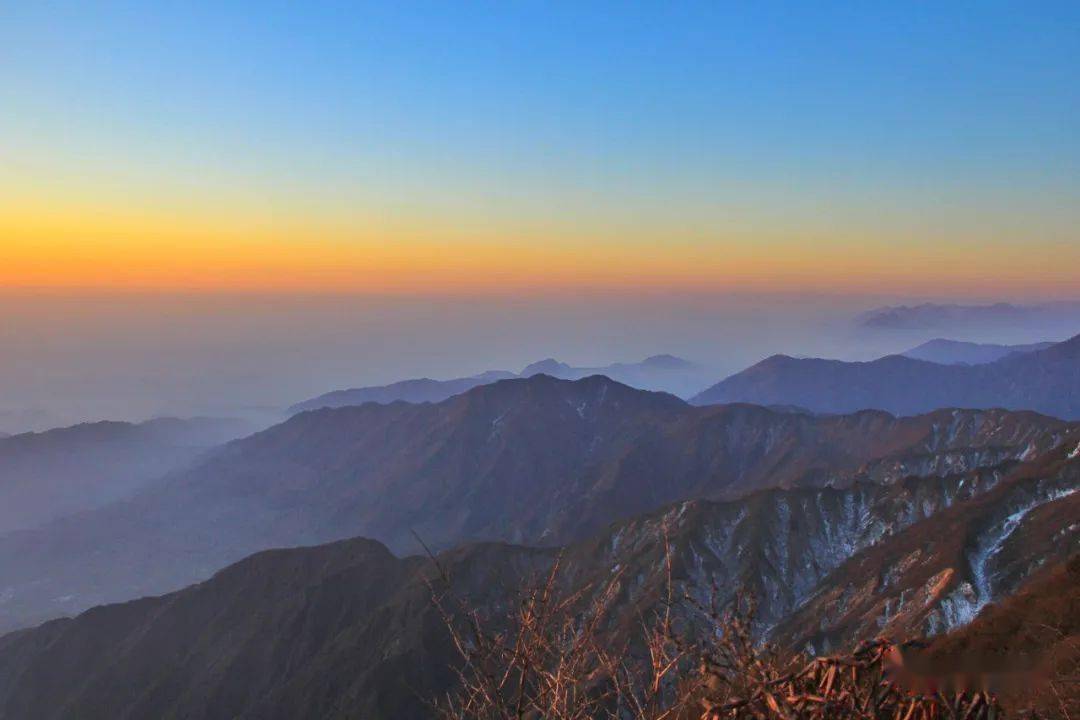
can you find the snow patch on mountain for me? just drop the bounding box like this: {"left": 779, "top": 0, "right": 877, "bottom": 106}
{"left": 964, "top": 487, "right": 1078, "bottom": 618}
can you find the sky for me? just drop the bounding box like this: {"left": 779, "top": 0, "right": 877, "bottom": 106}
{"left": 1, "top": 2, "right": 1079, "bottom": 428}
{"left": 3, "top": 1, "right": 1079, "bottom": 296}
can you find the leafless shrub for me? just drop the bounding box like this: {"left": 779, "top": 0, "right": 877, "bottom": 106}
{"left": 425, "top": 529, "right": 1035, "bottom": 720}
{"left": 424, "top": 526, "right": 697, "bottom": 720}
{"left": 698, "top": 634, "right": 1005, "bottom": 720}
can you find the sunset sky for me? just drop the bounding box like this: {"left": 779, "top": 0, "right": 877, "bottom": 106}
{"left": 4, "top": 1, "right": 1079, "bottom": 297}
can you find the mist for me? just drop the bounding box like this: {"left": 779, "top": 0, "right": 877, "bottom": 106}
{"left": 2, "top": 289, "right": 1078, "bottom": 434}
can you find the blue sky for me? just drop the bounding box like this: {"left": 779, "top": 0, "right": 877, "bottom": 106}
{"left": 2, "top": 1, "right": 1079, "bottom": 295}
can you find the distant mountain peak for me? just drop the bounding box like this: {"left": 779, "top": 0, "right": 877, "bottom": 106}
{"left": 640, "top": 354, "right": 695, "bottom": 368}
{"left": 460, "top": 371, "right": 683, "bottom": 408}
{"left": 900, "top": 338, "right": 1057, "bottom": 365}
{"left": 693, "top": 332, "right": 1080, "bottom": 418}
{"left": 856, "top": 301, "right": 1080, "bottom": 332}
{"left": 291, "top": 354, "right": 710, "bottom": 414}
{"left": 520, "top": 358, "right": 574, "bottom": 377}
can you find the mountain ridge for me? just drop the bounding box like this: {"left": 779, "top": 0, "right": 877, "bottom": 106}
{"left": 900, "top": 338, "right": 1057, "bottom": 365}
{"left": 289, "top": 354, "right": 707, "bottom": 413}
{"left": 0, "top": 374, "right": 1068, "bottom": 633}
{"left": 692, "top": 332, "right": 1080, "bottom": 418}
{"left": 1, "top": 435, "right": 1076, "bottom": 719}
{"left": 0, "top": 416, "right": 252, "bottom": 534}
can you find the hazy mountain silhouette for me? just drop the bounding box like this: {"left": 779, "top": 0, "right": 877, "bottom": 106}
{"left": 0, "top": 417, "right": 252, "bottom": 534}
{"left": 288, "top": 370, "right": 517, "bottom": 413}
{"left": 900, "top": 338, "right": 1056, "bottom": 365}
{"left": 289, "top": 355, "right": 709, "bottom": 413}
{"left": 518, "top": 354, "right": 708, "bottom": 396}
{"left": 693, "top": 332, "right": 1080, "bottom": 419}
{"left": 0, "top": 375, "right": 1065, "bottom": 633}
{"left": 857, "top": 302, "right": 1080, "bottom": 332}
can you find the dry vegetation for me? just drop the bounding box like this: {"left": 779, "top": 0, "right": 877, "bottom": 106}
{"left": 425, "top": 540, "right": 1078, "bottom": 720}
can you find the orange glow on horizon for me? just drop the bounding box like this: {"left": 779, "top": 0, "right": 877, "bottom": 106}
{"left": 4, "top": 202, "right": 1079, "bottom": 298}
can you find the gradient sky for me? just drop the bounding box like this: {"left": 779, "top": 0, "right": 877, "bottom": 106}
{"left": 3, "top": 1, "right": 1079, "bottom": 297}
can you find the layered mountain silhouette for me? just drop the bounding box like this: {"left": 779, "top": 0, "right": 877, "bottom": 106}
{"left": 0, "top": 417, "right": 252, "bottom": 534}
{"left": 900, "top": 338, "right": 1056, "bottom": 365}
{"left": 693, "top": 332, "right": 1080, "bottom": 418}
{"left": 518, "top": 354, "right": 708, "bottom": 397}
{"left": 0, "top": 432, "right": 1075, "bottom": 719}
{"left": 0, "top": 375, "right": 1066, "bottom": 633}
{"left": 288, "top": 354, "right": 708, "bottom": 413}
{"left": 857, "top": 302, "right": 1080, "bottom": 332}
{"left": 288, "top": 370, "right": 518, "bottom": 413}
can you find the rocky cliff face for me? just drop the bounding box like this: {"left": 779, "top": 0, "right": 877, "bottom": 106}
{"left": 773, "top": 441, "right": 1080, "bottom": 652}
{"left": 566, "top": 466, "right": 1009, "bottom": 632}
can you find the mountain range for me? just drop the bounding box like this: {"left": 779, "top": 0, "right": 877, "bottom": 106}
{"left": 857, "top": 302, "right": 1080, "bottom": 332}
{"left": 0, "top": 374, "right": 1068, "bottom": 633}
{"left": 2, "top": 329, "right": 1079, "bottom": 718}
{"left": 518, "top": 354, "right": 707, "bottom": 396}
{"left": 693, "top": 332, "right": 1080, "bottom": 418}
{"left": 288, "top": 354, "right": 708, "bottom": 413}
{"left": 0, "top": 429, "right": 1075, "bottom": 719}
{"left": 287, "top": 370, "right": 518, "bottom": 413}
{"left": 900, "top": 338, "right": 1056, "bottom": 365}
{"left": 0, "top": 417, "right": 252, "bottom": 534}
